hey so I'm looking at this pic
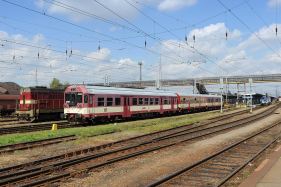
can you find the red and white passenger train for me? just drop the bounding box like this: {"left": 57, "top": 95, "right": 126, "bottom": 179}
{"left": 61, "top": 85, "right": 221, "bottom": 123}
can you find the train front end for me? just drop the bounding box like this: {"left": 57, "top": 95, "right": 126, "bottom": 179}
{"left": 61, "top": 85, "right": 90, "bottom": 123}
{"left": 15, "top": 87, "right": 36, "bottom": 121}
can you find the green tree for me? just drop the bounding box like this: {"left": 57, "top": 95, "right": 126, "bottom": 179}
{"left": 64, "top": 81, "right": 71, "bottom": 87}
{"left": 49, "top": 78, "right": 63, "bottom": 89}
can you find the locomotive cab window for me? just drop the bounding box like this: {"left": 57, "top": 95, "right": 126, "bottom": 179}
{"left": 65, "top": 93, "right": 70, "bottom": 103}
{"left": 115, "top": 97, "right": 121, "bottom": 106}
{"left": 132, "top": 98, "right": 137, "bottom": 106}
{"left": 107, "top": 97, "right": 113, "bottom": 106}
{"left": 84, "top": 95, "right": 88, "bottom": 104}
{"left": 77, "top": 93, "right": 82, "bottom": 103}
{"left": 98, "top": 97, "right": 105, "bottom": 106}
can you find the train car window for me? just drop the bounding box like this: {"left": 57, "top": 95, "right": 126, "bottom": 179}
{"left": 132, "top": 98, "right": 137, "bottom": 105}
{"left": 98, "top": 97, "right": 104, "bottom": 106}
{"left": 144, "top": 98, "right": 149, "bottom": 105}
{"left": 115, "top": 98, "right": 121, "bottom": 106}
{"left": 150, "top": 98, "right": 154, "bottom": 105}
{"left": 90, "top": 96, "right": 92, "bottom": 104}
{"left": 77, "top": 93, "right": 82, "bottom": 103}
{"left": 107, "top": 97, "right": 113, "bottom": 106}
{"left": 65, "top": 93, "right": 70, "bottom": 103}
{"left": 139, "top": 98, "right": 143, "bottom": 105}
{"left": 169, "top": 98, "right": 171, "bottom": 104}
{"left": 155, "top": 98, "right": 159, "bottom": 105}
{"left": 84, "top": 95, "right": 88, "bottom": 104}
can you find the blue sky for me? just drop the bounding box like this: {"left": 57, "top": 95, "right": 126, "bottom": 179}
{"left": 0, "top": 0, "right": 281, "bottom": 96}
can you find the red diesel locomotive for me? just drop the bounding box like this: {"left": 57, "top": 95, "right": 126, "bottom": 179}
{"left": 16, "top": 86, "right": 65, "bottom": 121}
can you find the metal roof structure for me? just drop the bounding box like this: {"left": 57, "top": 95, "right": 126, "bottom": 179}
{"left": 85, "top": 86, "right": 220, "bottom": 98}
{"left": 91, "top": 74, "right": 281, "bottom": 88}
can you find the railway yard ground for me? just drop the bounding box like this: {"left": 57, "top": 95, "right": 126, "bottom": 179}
{"left": 1, "top": 105, "right": 281, "bottom": 186}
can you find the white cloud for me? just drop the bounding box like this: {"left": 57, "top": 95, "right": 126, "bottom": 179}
{"left": 267, "top": 0, "right": 281, "bottom": 7}
{"left": 110, "top": 27, "right": 121, "bottom": 32}
{"left": 34, "top": 0, "right": 159, "bottom": 22}
{"left": 34, "top": 0, "right": 196, "bottom": 22}
{"left": 158, "top": 0, "right": 198, "bottom": 11}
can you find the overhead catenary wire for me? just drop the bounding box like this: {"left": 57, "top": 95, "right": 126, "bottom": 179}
{"left": 0, "top": 2, "right": 218, "bottom": 76}
{"left": 218, "top": 0, "right": 281, "bottom": 59}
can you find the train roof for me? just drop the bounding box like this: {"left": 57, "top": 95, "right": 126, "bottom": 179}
{"left": 21, "top": 87, "right": 66, "bottom": 93}
{"left": 84, "top": 86, "right": 176, "bottom": 97}
{"left": 69, "top": 86, "right": 222, "bottom": 98}
{"left": 177, "top": 93, "right": 221, "bottom": 98}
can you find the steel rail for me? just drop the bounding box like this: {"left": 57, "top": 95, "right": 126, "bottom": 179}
{"left": 146, "top": 121, "right": 281, "bottom": 187}
{"left": 214, "top": 132, "right": 281, "bottom": 187}
{"left": 0, "top": 105, "right": 265, "bottom": 176}
{"left": 0, "top": 105, "right": 277, "bottom": 186}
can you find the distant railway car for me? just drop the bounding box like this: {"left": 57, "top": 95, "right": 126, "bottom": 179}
{"left": 15, "top": 86, "right": 65, "bottom": 121}
{"left": 279, "top": 96, "right": 281, "bottom": 102}
{"left": 177, "top": 94, "right": 221, "bottom": 113}
{"left": 0, "top": 95, "right": 20, "bottom": 115}
{"left": 61, "top": 85, "right": 221, "bottom": 123}
{"left": 260, "top": 96, "right": 271, "bottom": 106}
{"left": 0, "top": 82, "right": 20, "bottom": 115}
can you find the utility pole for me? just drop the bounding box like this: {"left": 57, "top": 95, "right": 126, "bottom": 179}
{"left": 237, "top": 83, "right": 239, "bottom": 106}
{"left": 138, "top": 62, "right": 143, "bottom": 87}
{"left": 159, "top": 58, "right": 162, "bottom": 89}
{"left": 249, "top": 78, "right": 253, "bottom": 113}
{"left": 104, "top": 74, "right": 109, "bottom": 86}
{"left": 225, "top": 73, "right": 228, "bottom": 109}
{"left": 35, "top": 69, "right": 37, "bottom": 86}
{"left": 244, "top": 83, "right": 246, "bottom": 106}
{"left": 220, "top": 78, "right": 223, "bottom": 114}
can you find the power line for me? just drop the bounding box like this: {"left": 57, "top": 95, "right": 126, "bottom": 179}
{"left": 218, "top": 0, "right": 281, "bottom": 59}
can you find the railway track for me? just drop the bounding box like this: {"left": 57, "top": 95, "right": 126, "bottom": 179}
{"left": 0, "top": 105, "right": 277, "bottom": 186}
{"left": 0, "top": 106, "right": 258, "bottom": 154}
{"left": 0, "top": 106, "right": 255, "bottom": 136}
{"left": 0, "top": 122, "right": 90, "bottom": 136}
{"left": 0, "top": 135, "right": 77, "bottom": 154}
{"left": 146, "top": 121, "right": 281, "bottom": 187}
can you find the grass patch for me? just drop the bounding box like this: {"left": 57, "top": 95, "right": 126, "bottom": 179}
{"left": 0, "top": 109, "right": 241, "bottom": 146}
{"left": 243, "top": 174, "right": 249, "bottom": 179}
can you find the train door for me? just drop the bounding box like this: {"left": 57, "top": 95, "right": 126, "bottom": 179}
{"left": 171, "top": 97, "right": 174, "bottom": 111}
{"left": 160, "top": 97, "right": 164, "bottom": 114}
{"left": 123, "top": 97, "right": 131, "bottom": 117}
{"left": 89, "top": 95, "right": 94, "bottom": 114}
